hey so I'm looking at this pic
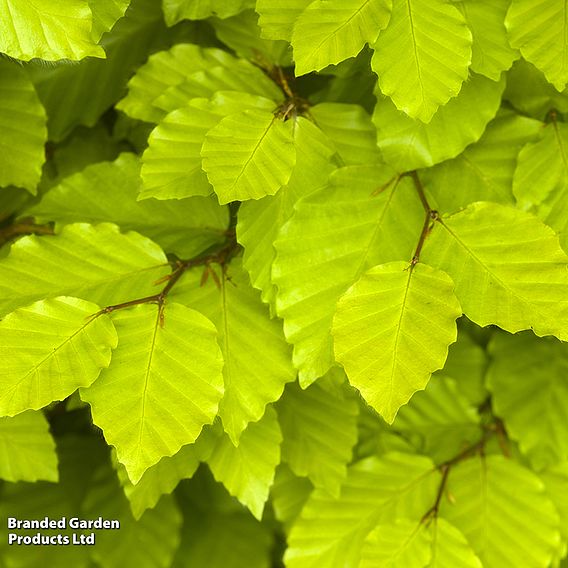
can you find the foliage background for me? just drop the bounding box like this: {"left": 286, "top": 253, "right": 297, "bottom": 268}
{"left": 0, "top": 0, "right": 567, "bottom": 567}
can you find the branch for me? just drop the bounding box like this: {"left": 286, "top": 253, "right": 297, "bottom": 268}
{"left": 94, "top": 233, "right": 240, "bottom": 319}
{"left": 0, "top": 220, "right": 54, "bottom": 245}
{"left": 421, "top": 415, "right": 510, "bottom": 524}
{"left": 410, "top": 171, "right": 438, "bottom": 267}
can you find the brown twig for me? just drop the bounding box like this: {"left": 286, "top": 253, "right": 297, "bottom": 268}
{"left": 409, "top": 171, "right": 438, "bottom": 267}
{"left": 93, "top": 234, "right": 240, "bottom": 321}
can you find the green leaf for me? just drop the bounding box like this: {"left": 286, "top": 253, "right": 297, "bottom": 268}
{"left": 487, "top": 332, "right": 568, "bottom": 470}
{"left": 0, "top": 223, "right": 169, "bottom": 318}
{"left": 83, "top": 464, "right": 182, "bottom": 568}
{"left": 513, "top": 121, "right": 568, "bottom": 252}
{"left": 140, "top": 93, "right": 275, "bottom": 200}
{"left": 371, "top": 0, "right": 472, "bottom": 122}
{"left": 202, "top": 109, "right": 296, "bottom": 203}
{"left": 503, "top": 59, "right": 568, "bottom": 120}
{"left": 237, "top": 116, "right": 336, "bottom": 306}
{"left": 170, "top": 259, "right": 296, "bottom": 444}
{"left": 117, "top": 44, "right": 254, "bottom": 123}
{"left": 506, "top": 0, "right": 568, "bottom": 91}
{"left": 429, "top": 518, "right": 483, "bottom": 568}
{"left": 81, "top": 302, "right": 224, "bottom": 484}
{"left": 421, "top": 110, "right": 542, "bottom": 213}
{"left": 115, "top": 434, "right": 213, "bottom": 520}
{"left": 0, "top": 297, "right": 116, "bottom": 417}
{"left": 27, "top": 153, "right": 229, "bottom": 259}
{"left": 276, "top": 371, "right": 359, "bottom": 495}
{"left": 355, "top": 403, "right": 417, "bottom": 461}
{"left": 90, "top": 0, "right": 132, "bottom": 42}
{"left": 0, "top": 60, "right": 47, "bottom": 194}
{"left": 361, "top": 518, "right": 482, "bottom": 568}
{"left": 211, "top": 9, "right": 293, "bottom": 66}
{"left": 285, "top": 453, "right": 439, "bottom": 568}
{"left": 374, "top": 73, "right": 505, "bottom": 172}
{"left": 310, "top": 103, "right": 381, "bottom": 165}
{"left": 540, "top": 461, "right": 568, "bottom": 541}
{"left": 457, "top": 0, "right": 518, "bottom": 81}
{"left": 0, "top": 410, "right": 58, "bottom": 482}
{"left": 271, "top": 464, "right": 313, "bottom": 529}
{"left": 292, "top": 0, "right": 392, "bottom": 76}
{"left": 173, "top": 493, "right": 273, "bottom": 568}
{"left": 421, "top": 202, "right": 568, "bottom": 341}
{"left": 273, "top": 167, "right": 423, "bottom": 385}
{"left": 206, "top": 408, "right": 282, "bottom": 520}
{"left": 0, "top": 435, "right": 109, "bottom": 568}
{"left": 28, "top": 0, "right": 167, "bottom": 141}
{"left": 255, "top": 0, "right": 312, "bottom": 41}
{"left": 393, "top": 375, "right": 481, "bottom": 464}
{"left": 0, "top": 0, "right": 104, "bottom": 61}
{"left": 152, "top": 57, "right": 284, "bottom": 116}
{"left": 513, "top": 122, "right": 565, "bottom": 210}
{"left": 333, "top": 262, "right": 461, "bottom": 423}
{"left": 440, "top": 455, "right": 561, "bottom": 568}
{"left": 162, "top": 0, "right": 254, "bottom": 25}
{"left": 437, "top": 331, "right": 488, "bottom": 406}
{"left": 360, "top": 519, "right": 432, "bottom": 568}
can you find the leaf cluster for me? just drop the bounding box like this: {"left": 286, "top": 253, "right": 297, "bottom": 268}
{"left": 0, "top": 1, "right": 568, "bottom": 567}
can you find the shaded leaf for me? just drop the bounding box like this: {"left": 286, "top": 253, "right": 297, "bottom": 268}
{"left": 360, "top": 519, "right": 431, "bottom": 568}
{"left": 28, "top": 0, "right": 167, "bottom": 141}
{"left": 487, "top": 332, "right": 568, "bottom": 470}
{"left": 0, "top": 410, "right": 58, "bottom": 483}
{"left": 117, "top": 44, "right": 254, "bottom": 123}
{"left": 285, "top": 453, "right": 439, "bottom": 568}
{"left": 393, "top": 375, "right": 481, "bottom": 464}
{"left": 310, "top": 102, "right": 381, "bottom": 165}
{"left": 162, "top": 0, "right": 254, "bottom": 25}
{"left": 441, "top": 455, "right": 561, "bottom": 568}
{"left": 503, "top": 59, "right": 568, "bottom": 120}
{"left": 173, "top": 485, "right": 273, "bottom": 568}
{"left": 374, "top": 73, "right": 505, "bottom": 172}
{"left": 0, "top": 60, "right": 47, "bottom": 193}
{"left": 277, "top": 371, "right": 359, "bottom": 495}
{"left": 270, "top": 464, "right": 313, "bottom": 530}
{"left": 28, "top": 153, "right": 229, "bottom": 259}
{"left": 115, "top": 426, "right": 216, "bottom": 520}
{"left": 437, "top": 331, "right": 488, "bottom": 406}
{"left": 83, "top": 464, "right": 182, "bottom": 568}
{"left": 0, "top": 435, "right": 108, "bottom": 568}
{"left": 212, "top": 9, "right": 293, "bottom": 66}
{"left": 255, "top": 0, "right": 312, "bottom": 41}
{"left": 206, "top": 408, "right": 282, "bottom": 520}
{"left": 421, "top": 110, "right": 542, "bottom": 213}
